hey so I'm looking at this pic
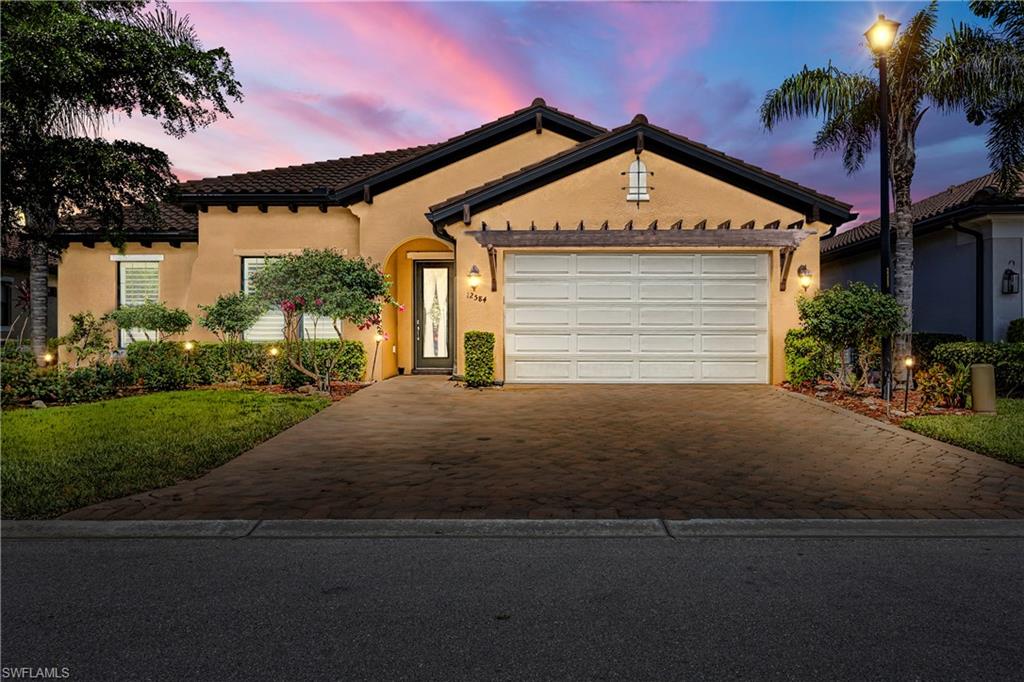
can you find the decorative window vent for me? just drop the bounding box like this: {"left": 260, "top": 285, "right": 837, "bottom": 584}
{"left": 623, "top": 158, "right": 652, "bottom": 204}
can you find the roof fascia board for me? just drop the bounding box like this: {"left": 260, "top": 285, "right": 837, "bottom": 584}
{"left": 429, "top": 124, "right": 854, "bottom": 226}
{"left": 60, "top": 231, "right": 198, "bottom": 243}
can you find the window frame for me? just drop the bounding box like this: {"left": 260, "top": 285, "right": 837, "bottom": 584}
{"left": 112, "top": 255, "right": 162, "bottom": 347}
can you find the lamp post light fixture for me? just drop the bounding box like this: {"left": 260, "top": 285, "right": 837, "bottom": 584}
{"left": 866, "top": 13, "right": 900, "bottom": 402}
{"left": 797, "top": 265, "right": 813, "bottom": 292}
{"left": 903, "top": 356, "right": 914, "bottom": 413}
{"left": 467, "top": 265, "right": 482, "bottom": 291}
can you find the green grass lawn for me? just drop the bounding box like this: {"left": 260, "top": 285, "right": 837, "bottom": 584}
{"left": 1, "top": 390, "right": 329, "bottom": 519}
{"left": 904, "top": 399, "right": 1024, "bottom": 465}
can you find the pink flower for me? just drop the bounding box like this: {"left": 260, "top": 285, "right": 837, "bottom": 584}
{"left": 397, "top": 304, "right": 406, "bottom": 313}
{"left": 294, "top": 296, "right": 305, "bottom": 306}
{"left": 314, "top": 298, "right": 323, "bottom": 307}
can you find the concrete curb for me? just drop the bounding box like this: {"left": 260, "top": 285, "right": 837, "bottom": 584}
{"left": 4, "top": 518, "right": 1024, "bottom": 539}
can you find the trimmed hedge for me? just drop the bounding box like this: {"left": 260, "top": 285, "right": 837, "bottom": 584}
{"left": 932, "top": 341, "right": 1024, "bottom": 395}
{"left": 784, "top": 328, "right": 834, "bottom": 385}
{"left": 464, "top": 331, "right": 495, "bottom": 388}
{"left": 1008, "top": 319, "right": 1024, "bottom": 343}
{"left": 2, "top": 339, "right": 367, "bottom": 406}
{"left": 911, "top": 332, "right": 968, "bottom": 369}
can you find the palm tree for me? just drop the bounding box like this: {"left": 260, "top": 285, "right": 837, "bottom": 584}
{"left": 760, "top": 1, "right": 1024, "bottom": 369}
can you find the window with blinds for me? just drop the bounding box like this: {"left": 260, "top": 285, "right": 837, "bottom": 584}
{"left": 118, "top": 261, "right": 160, "bottom": 346}
{"left": 241, "top": 257, "right": 338, "bottom": 341}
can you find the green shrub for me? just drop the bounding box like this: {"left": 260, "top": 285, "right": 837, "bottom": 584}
{"left": 108, "top": 301, "right": 192, "bottom": 342}
{"left": 916, "top": 363, "right": 971, "bottom": 408}
{"left": 464, "top": 331, "right": 495, "bottom": 388}
{"left": 911, "top": 332, "right": 968, "bottom": 369}
{"left": 1, "top": 345, "right": 40, "bottom": 402}
{"left": 784, "top": 328, "right": 834, "bottom": 385}
{"left": 125, "top": 341, "right": 200, "bottom": 391}
{"left": 932, "top": 342, "right": 1024, "bottom": 395}
{"left": 56, "top": 311, "right": 113, "bottom": 367}
{"left": 797, "top": 283, "right": 905, "bottom": 391}
{"left": 1008, "top": 318, "right": 1024, "bottom": 343}
{"left": 270, "top": 340, "right": 366, "bottom": 388}
{"left": 194, "top": 341, "right": 272, "bottom": 383}
{"left": 1, "top": 343, "right": 134, "bottom": 405}
{"left": 197, "top": 292, "right": 267, "bottom": 342}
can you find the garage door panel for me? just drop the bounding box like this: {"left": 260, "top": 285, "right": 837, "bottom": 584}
{"left": 639, "top": 307, "right": 697, "bottom": 327}
{"left": 701, "top": 281, "right": 766, "bottom": 303}
{"left": 577, "top": 307, "right": 633, "bottom": 326}
{"left": 509, "top": 254, "right": 571, "bottom": 274}
{"left": 508, "top": 307, "right": 572, "bottom": 327}
{"left": 577, "top": 281, "right": 632, "bottom": 301}
{"left": 577, "top": 335, "right": 633, "bottom": 353}
{"left": 509, "top": 360, "right": 571, "bottom": 381}
{"left": 638, "top": 334, "right": 697, "bottom": 353}
{"left": 701, "top": 307, "right": 767, "bottom": 329}
{"left": 639, "top": 361, "right": 697, "bottom": 380}
{"left": 576, "top": 254, "right": 633, "bottom": 274}
{"left": 508, "top": 334, "right": 571, "bottom": 353}
{"left": 577, "top": 361, "right": 633, "bottom": 380}
{"left": 639, "top": 255, "right": 696, "bottom": 274}
{"left": 638, "top": 282, "right": 696, "bottom": 301}
{"left": 504, "top": 252, "right": 769, "bottom": 384}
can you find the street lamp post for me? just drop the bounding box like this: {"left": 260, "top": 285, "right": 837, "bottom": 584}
{"left": 866, "top": 14, "right": 900, "bottom": 401}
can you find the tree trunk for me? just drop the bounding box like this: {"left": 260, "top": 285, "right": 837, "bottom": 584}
{"left": 890, "top": 154, "right": 916, "bottom": 384}
{"left": 29, "top": 241, "right": 50, "bottom": 365}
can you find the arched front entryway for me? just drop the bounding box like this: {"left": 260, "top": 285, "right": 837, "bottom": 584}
{"left": 379, "top": 237, "right": 454, "bottom": 379}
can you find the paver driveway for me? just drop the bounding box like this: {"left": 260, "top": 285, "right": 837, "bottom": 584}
{"left": 66, "top": 376, "right": 1024, "bottom": 520}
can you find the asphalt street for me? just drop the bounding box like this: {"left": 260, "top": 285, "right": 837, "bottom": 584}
{"left": 3, "top": 533, "right": 1023, "bottom": 680}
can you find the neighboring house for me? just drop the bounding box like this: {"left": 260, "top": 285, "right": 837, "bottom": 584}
{"left": 821, "top": 173, "right": 1024, "bottom": 342}
{"left": 57, "top": 99, "right": 854, "bottom": 384}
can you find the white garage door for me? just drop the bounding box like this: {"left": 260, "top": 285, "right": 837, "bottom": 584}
{"left": 504, "top": 252, "right": 769, "bottom": 383}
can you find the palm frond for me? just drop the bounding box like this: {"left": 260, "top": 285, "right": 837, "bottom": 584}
{"left": 970, "top": 0, "right": 1024, "bottom": 45}
{"left": 760, "top": 64, "right": 875, "bottom": 131}
{"left": 929, "top": 25, "right": 1024, "bottom": 115}
{"left": 985, "top": 100, "right": 1024, "bottom": 196}
{"left": 813, "top": 96, "right": 879, "bottom": 174}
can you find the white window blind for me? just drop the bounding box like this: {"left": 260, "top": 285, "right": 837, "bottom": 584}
{"left": 118, "top": 261, "right": 160, "bottom": 346}
{"left": 242, "top": 257, "right": 286, "bottom": 341}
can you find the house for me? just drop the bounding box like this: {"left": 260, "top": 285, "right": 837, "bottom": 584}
{"left": 821, "top": 173, "right": 1024, "bottom": 341}
{"left": 57, "top": 99, "right": 854, "bottom": 383}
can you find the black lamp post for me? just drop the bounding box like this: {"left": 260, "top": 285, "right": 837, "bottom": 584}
{"left": 866, "top": 14, "right": 900, "bottom": 401}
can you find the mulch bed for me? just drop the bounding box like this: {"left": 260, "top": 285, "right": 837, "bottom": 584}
{"left": 785, "top": 382, "right": 971, "bottom": 425}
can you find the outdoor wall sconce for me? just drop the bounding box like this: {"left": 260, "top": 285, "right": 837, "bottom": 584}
{"left": 467, "top": 264, "right": 482, "bottom": 291}
{"left": 1002, "top": 260, "right": 1020, "bottom": 295}
{"left": 797, "top": 265, "right": 813, "bottom": 291}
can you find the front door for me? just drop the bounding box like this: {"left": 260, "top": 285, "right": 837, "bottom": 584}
{"left": 413, "top": 261, "right": 454, "bottom": 372}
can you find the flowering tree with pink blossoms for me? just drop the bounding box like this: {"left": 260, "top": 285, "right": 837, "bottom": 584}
{"left": 251, "top": 248, "right": 398, "bottom": 390}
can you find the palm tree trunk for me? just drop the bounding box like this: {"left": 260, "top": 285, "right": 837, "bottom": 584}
{"left": 29, "top": 241, "right": 50, "bottom": 365}
{"left": 891, "top": 179, "right": 914, "bottom": 381}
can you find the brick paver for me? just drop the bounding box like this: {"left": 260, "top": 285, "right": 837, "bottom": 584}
{"left": 65, "top": 377, "right": 1024, "bottom": 520}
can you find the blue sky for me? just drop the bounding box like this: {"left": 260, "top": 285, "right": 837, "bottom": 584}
{"left": 112, "top": 2, "right": 993, "bottom": 225}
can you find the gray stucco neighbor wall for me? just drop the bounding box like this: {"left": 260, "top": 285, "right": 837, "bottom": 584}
{"left": 821, "top": 213, "right": 1023, "bottom": 341}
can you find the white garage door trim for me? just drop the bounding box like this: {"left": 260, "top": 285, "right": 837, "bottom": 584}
{"left": 504, "top": 252, "right": 770, "bottom": 383}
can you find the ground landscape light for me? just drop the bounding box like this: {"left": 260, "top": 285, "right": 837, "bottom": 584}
{"left": 183, "top": 341, "right": 195, "bottom": 352}
{"left": 42, "top": 352, "right": 54, "bottom": 364}
{"left": 865, "top": 14, "right": 900, "bottom": 54}
{"left": 904, "top": 356, "right": 914, "bottom": 368}
{"left": 468, "top": 265, "right": 482, "bottom": 291}
{"left": 374, "top": 332, "right": 384, "bottom": 343}
{"left": 268, "top": 346, "right": 280, "bottom": 357}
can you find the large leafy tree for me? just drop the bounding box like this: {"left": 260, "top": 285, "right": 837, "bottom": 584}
{"left": 1, "top": 1, "right": 242, "bottom": 362}
{"left": 760, "top": 1, "right": 1024, "bottom": 370}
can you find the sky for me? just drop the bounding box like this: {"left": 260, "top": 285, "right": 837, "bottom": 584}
{"left": 108, "top": 1, "right": 992, "bottom": 227}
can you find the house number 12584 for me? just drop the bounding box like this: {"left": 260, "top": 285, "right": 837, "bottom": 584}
{"left": 466, "top": 292, "right": 487, "bottom": 303}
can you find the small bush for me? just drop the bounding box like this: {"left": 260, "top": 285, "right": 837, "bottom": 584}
{"left": 916, "top": 363, "right": 971, "bottom": 408}
{"left": 269, "top": 340, "right": 366, "bottom": 388}
{"left": 932, "top": 341, "right": 1024, "bottom": 395}
{"left": 198, "top": 292, "right": 267, "bottom": 342}
{"left": 1, "top": 344, "right": 134, "bottom": 405}
{"left": 784, "top": 328, "right": 835, "bottom": 385}
{"left": 1007, "top": 319, "right": 1024, "bottom": 343}
{"left": 464, "top": 331, "right": 495, "bottom": 388}
{"left": 911, "top": 332, "right": 968, "bottom": 369}
{"left": 56, "top": 311, "right": 113, "bottom": 367}
{"left": 108, "top": 302, "right": 192, "bottom": 342}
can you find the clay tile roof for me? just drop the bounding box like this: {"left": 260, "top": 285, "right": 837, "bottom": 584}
{"left": 429, "top": 116, "right": 853, "bottom": 219}
{"left": 176, "top": 99, "right": 605, "bottom": 197}
{"left": 176, "top": 144, "right": 437, "bottom": 195}
{"left": 63, "top": 202, "right": 198, "bottom": 237}
{"left": 822, "top": 171, "right": 1024, "bottom": 254}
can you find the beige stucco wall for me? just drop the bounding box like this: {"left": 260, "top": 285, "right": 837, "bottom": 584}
{"left": 56, "top": 130, "right": 579, "bottom": 378}
{"left": 450, "top": 149, "right": 827, "bottom": 384}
